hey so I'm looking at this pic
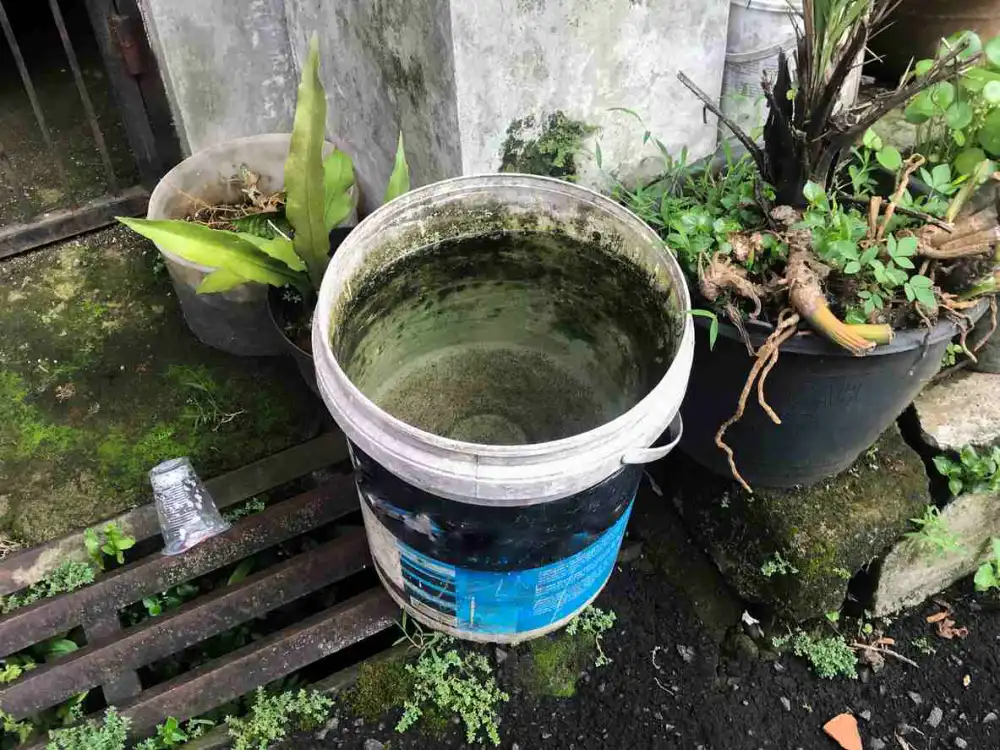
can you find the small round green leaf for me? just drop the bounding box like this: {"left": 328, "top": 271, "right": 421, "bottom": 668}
{"left": 931, "top": 82, "right": 956, "bottom": 110}
{"left": 904, "top": 91, "right": 936, "bottom": 124}
{"left": 985, "top": 80, "right": 1000, "bottom": 104}
{"left": 908, "top": 274, "right": 933, "bottom": 288}
{"left": 914, "top": 59, "right": 934, "bottom": 77}
{"left": 978, "top": 109, "right": 1000, "bottom": 155}
{"left": 986, "top": 35, "right": 1000, "bottom": 69}
{"left": 876, "top": 146, "right": 903, "bottom": 171}
{"left": 955, "top": 147, "right": 987, "bottom": 175}
{"left": 863, "top": 129, "right": 883, "bottom": 150}
{"left": 946, "top": 101, "right": 974, "bottom": 130}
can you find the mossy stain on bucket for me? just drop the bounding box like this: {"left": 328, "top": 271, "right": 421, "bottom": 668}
{"left": 332, "top": 230, "right": 676, "bottom": 445}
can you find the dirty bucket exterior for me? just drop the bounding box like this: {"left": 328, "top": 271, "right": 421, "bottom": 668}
{"left": 312, "top": 174, "right": 694, "bottom": 642}
{"left": 147, "top": 134, "right": 355, "bottom": 356}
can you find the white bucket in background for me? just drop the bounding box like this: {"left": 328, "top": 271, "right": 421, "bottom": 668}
{"left": 312, "top": 174, "right": 694, "bottom": 642}
{"left": 721, "top": 0, "right": 801, "bottom": 141}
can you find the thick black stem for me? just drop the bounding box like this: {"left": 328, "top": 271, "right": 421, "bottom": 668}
{"left": 677, "top": 71, "right": 769, "bottom": 181}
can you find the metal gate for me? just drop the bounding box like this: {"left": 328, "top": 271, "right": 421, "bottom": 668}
{"left": 0, "top": 0, "right": 178, "bottom": 258}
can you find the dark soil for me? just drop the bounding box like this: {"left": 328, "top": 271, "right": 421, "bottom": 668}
{"left": 278, "top": 450, "right": 1000, "bottom": 750}
{"left": 286, "top": 475, "right": 1000, "bottom": 750}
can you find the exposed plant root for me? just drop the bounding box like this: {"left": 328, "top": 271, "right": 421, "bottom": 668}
{"left": 876, "top": 155, "right": 925, "bottom": 241}
{"left": 726, "top": 302, "right": 756, "bottom": 356}
{"left": 699, "top": 256, "right": 765, "bottom": 317}
{"left": 844, "top": 323, "right": 894, "bottom": 344}
{"left": 973, "top": 296, "right": 999, "bottom": 353}
{"left": 935, "top": 227, "right": 1000, "bottom": 256}
{"left": 714, "top": 310, "right": 800, "bottom": 492}
{"left": 786, "top": 249, "right": 877, "bottom": 355}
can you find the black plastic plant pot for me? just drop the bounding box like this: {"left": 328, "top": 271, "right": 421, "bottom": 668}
{"left": 267, "top": 286, "right": 318, "bottom": 396}
{"left": 679, "top": 303, "right": 987, "bottom": 488}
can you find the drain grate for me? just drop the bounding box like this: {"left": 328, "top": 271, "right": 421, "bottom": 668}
{"left": 0, "top": 432, "right": 399, "bottom": 743}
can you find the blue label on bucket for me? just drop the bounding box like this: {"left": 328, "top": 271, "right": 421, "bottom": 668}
{"left": 398, "top": 501, "right": 633, "bottom": 635}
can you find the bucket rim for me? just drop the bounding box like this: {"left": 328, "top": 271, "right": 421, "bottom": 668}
{"left": 312, "top": 172, "right": 694, "bottom": 462}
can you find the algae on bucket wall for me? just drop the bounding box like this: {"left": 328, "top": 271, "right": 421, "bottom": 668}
{"left": 332, "top": 230, "right": 676, "bottom": 444}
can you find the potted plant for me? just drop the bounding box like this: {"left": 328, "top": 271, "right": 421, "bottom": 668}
{"left": 618, "top": 1, "right": 1000, "bottom": 489}
{"left": 120, "top": 36, "right": 410, "bottom": 389}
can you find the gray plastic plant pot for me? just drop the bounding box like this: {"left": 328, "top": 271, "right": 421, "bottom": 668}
{"left": 146, "top": 133, "right": 356, "bottom": 356}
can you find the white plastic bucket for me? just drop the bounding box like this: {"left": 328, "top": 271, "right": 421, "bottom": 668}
{"left": 313, "top": 174, "right": 694, "bottom": 642}
{"left": 147, "top": 133, "right": 356, "bottom": 356}
{"left": 721, "top": 0, "right": 801, "bottom": 139}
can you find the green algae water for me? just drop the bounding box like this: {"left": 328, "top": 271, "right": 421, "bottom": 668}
{"left": 332, "top": 230, "right": 675, "bottom": 445}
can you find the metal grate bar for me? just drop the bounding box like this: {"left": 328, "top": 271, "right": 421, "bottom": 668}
{"left": 118, "top": 588, "right": 397, "bottom": 735}
{"left": 0, "top": 432, "right": 348, "bottom": 596}
{"left": 47, "top": 0, "right": 118, "bottom": 192}
{"left": 0, "top": 0, "right": 75, "bottom": 209}
{"left": 0, "top": 531, "right": 372, "bottom": 717}
{"left": 0, "top": 480, "right": 359, "bottom": 657}
{"left": 83, "top": 615, "right": 142, "bottom": 705}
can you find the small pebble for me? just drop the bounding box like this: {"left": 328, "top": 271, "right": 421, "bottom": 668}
{"left": 984, "top": 711, "right": 999, "bottom": 724}
{"left": 955, "top": 739, "right": 968, "bottom": 749}
{"left": 363, "top": 741, "right": 384, "bottom": 750}
{"left": 780, "top": 697, "right": 791, "bottom": 712}
{"left": 677, "top": 644, "right": 696, "bottom": 663}
{"left": 870, "top": 740, "right": 886, "bottom": 750}
{"left": 908, "top": 692, "right": 923, "bottom": 706}
{"left": 860, "top": 710, "right": 872, "bottom": 722}
{"left": 928, "top": 707, "right": 944, "bottom": 728}
{"left": 495, "top": 647, "right": 508, "bottom": 664}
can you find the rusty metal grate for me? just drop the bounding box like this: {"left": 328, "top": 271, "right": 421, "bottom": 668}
{"left": 0, "top": 0, "right": 178, "bottom": 258}
{"left": 0, "top": 432, "right": 399, "bottom": 745}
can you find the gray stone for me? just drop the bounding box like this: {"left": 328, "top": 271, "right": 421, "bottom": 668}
{"left": 914, "top": 371, "right": 1000, "bottom": 452}
{"left": 676, "top": 644, "right": 696, "bottom": 663}
{"left": 909, "top": 692, "right": 923, "bottom": 706}
{"left": 779, "top": 697, "right": 791, "bottom": 712}
{"left": 955, "top": 738, "right": 968, "bottom": 749}
{"left": 928, "top": 706, "right": 944, "bottom": 728}
{"left": 364, "top": 741, "right": 384, "bottom": 750}
{"left": 873, "top": 489, "right": 1000, "bottom": 615}
{"left": 870, "top": 740, "right": 887, "bottom": 750}
{"left": 983, "top": 711, "right": 998, "bottom": 723}
{"left": 971, "top": 312, "right": 1000, "bottom": 374}
{"left": 674, "top": 427, "right": 929, "bottom": 620}
{"left": 860, "top": 710, "right": 872, "bottom": 722}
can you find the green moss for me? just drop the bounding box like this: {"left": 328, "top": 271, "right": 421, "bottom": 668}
{"left": 0, "top": 370, "right": 80, "bottom": 461}
{"left": 500, "top": 111, "right": 597, "bottom": 180}
{"left": 524, "top": 633, "right": 592, "bottom": 698}
{"left": 674, "top": 426, "right": 930, "bottom": 620}
{"left": 349, "top": 658, "right": 413, "bottom": 723}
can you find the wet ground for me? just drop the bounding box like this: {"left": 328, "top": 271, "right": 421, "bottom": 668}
{"left": 0, "top": 224, "right": 326, "bottom": 545}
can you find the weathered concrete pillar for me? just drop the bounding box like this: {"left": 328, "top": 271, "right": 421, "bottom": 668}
{"left": 138, "top": 0, "right": 298, "bottom": 153}
{"left": 140, "top": 0, "right": 729, "bottom": 209}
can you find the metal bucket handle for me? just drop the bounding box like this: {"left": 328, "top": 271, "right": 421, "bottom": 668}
{"left": 621, "top": 414, "right": 683, "bottom": 465}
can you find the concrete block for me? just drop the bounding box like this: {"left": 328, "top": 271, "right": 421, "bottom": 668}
{"left": 673, "top": 427, "right": 929, "bottom": 621}
{"left": 914, "top": 371, "right": 1000, "bottom": 452}
{"left": 873, "top": 490, "right": 1000, "bottom": 616}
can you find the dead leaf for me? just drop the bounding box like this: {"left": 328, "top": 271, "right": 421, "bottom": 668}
{"left": 936, "top": 618, "right": 969, "bottom": 640}
{"left": 824, "top": 713, "right": 862, "bottom": 750}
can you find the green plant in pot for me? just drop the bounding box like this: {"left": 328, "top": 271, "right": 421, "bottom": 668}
{"left": 119, "top": 35, "right": 410, "bottom": 388}
{"left": 616, "top": 1, "right": 1000, "bottom": 490}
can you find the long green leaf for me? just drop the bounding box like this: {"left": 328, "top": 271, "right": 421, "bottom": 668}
{"left": 197, "top": 269, "right": 248, "bottom": 294}
{"left": 237, "top": 233, "right": 305, "bottom": 272}
{"left": 384, "top": 132, "right": 411, "bottom": 203}
{"left": 117, "top": 217, "right": 305, "bottom": 291}
{"left": 285, "top": 33, "right": 329, "bottom": 289}
{"left": 324, "top": 149, "right": 355, "bottom": 231}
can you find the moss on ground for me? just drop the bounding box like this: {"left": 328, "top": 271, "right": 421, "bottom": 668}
{"left": 673, "top": 426, "right": 930, "bottom": 620}
{"left": 349, "top": 658, "right": 414, "bottom": 724}
{"left": 0, "top": 226, "right": 322, "bottom": 544}
{"left": 520, "top": 632, "right": 594, "bottom": 698}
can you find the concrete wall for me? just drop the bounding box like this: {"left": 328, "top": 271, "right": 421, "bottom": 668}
{"left": 138, "top": 0, "right": 298, "bottom": 154}
{"left": 140, "top": 0, "right": 729, "bottom": 194}
{"left": 450, "top": 0, "right": 730, "bottom": 180}
{"left": 284, "top": 0, "right": 462, "bottom": 213}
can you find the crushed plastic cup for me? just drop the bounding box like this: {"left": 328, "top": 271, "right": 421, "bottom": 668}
{"left": 149, "top": 457, "right": 230, "bottom": 555}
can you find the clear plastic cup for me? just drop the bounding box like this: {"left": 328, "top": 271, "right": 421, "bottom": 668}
{"left": 149, "top": 457, "right": 230, "bottom": 555}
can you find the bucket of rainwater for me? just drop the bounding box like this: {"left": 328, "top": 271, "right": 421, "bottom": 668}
{"left": 312, "top": 174, "right": 694, "bottom": 642}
